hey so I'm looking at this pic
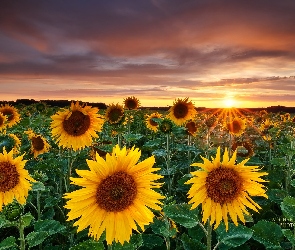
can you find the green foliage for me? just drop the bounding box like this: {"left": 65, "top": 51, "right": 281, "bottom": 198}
{"left": 215, "top": 223, "right": 253, "bottom": 249}
{"left": 163, "top": 203, "right": 199, "bottom": 228}
{"left": 0, "top": 236, "right": 18, "bottom": 250}
{"left": 2, "top": 103, "right": 295, "bottom": 249}
{"left": 251, "top": 220, "right": 283, "bottom": 249}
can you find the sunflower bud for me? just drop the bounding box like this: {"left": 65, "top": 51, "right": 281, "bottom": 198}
{"left": 2, "top": 200, "right": 24, "bottom": 221}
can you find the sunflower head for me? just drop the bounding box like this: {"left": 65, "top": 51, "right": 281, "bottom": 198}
{"left": 0, "top": 134, "right": 20, "bottom": 154}
{"left": 186, "top": 147, "right": 268, "bottom": 231}
{"left": 64, "top": 145, "right": 165, "bottom": 245}
{"left": 0, "top": 147, "right": 35, "bottom": 210}
{"left": 8, "top": 134, "right": 21, "bottom": 155}
{"left": 0, "top": 104, "right": 21, "bottom": 128}
{"left": 25, "top": 129, "right": 50, "bottom": 158}
{"left": 123, "top": 96, "right": 140, "bottom": 110}
{"left": 226, "top": 117, "right": 246, "bottom": 136}
{"left": 159, "top": 118, "right": 173, "bottom": 134}
{"left": 2, "top": 199, "right": 24, "bottom": 221}
{"left": 167, "top": 98, "right": 197, "bottom": 126}
{"left": 0, "top": 112, "right": 8, "bottom": 132}
{"left": 205, "top": 116, "right": 217, "bottom": 128}
{"left": 105, "top": 103, "right": 125, "bottom": 125}
{"left": 36, "top": 102, "right": 47, "bottom": 112}
{"left": 51, "top": 101, "right": 104, "bottom": 151}
{"left": 145, "top": 112, "right": 162, "bottom": 132}
{"left": 185, "top": 120, "right": 198, "bottom": 136}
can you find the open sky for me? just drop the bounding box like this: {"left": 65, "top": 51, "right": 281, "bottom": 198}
{"left": 1, "top": 0, "right": 295, "bottom": 108}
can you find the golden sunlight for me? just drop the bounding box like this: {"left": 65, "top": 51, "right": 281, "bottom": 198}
{"left": 223, "top": 98, "right": 236, "bottom": 108}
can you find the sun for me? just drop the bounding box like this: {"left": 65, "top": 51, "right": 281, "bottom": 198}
{"left": 223, "top": 98, "right": 236, "bottom": 108}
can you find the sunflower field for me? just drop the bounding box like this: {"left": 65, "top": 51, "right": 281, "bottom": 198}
{"left": 0, "top": 97, "right": 295, "bottom": 250}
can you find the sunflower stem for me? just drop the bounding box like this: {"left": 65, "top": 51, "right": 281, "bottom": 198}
{"left": 166, "top": 134, "right": 172, "bottom": 196}
{"left": 268, "top": 142, "right": 272, "bottom": 171}
{"left": 188, "top": 134, "right": 191, "bottom": 173}
{"left": 37, "top": 190, "right": 41, "bottom": 221}
{"left": 117, "top": 133, "right": 122, "bottom": 148}
{"left": 66, "top": 148, "right": 74, "bottom": 192}
{"left": 18, "top": 217, "right": 26, "bottom": 250}
{"left": 228, "top": 133, "right": 232, "bottom": 157}
{"left": 198, "top": 222, "right": 208, "bottom": 236}
{"left": 286, "top": 155, "right": 292, "bottom": 193}
{"left": 206, "top": 222, "right": 212, "bottom": 250}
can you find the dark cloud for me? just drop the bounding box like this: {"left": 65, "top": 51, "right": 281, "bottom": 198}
{"left": 0, "top": 0, "right": 295, "bottom": 107}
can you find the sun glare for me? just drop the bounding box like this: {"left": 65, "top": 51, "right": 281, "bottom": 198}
{"left": 223, "top": 98, "right": 235, "bottom": 108}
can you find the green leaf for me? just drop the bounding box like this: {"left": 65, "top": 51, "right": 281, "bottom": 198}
{"left": 281, "top": 196, "right": 295, "bottom": 222}
{"left": 215, "top": 223, "right": 252, "bottom": 248}
{"left": 180, "top": 233, "right": 206, "bottom": 250}
{"left": 0, "top": 215, "right": 14, "bottom": 229}
{"left": 282, "top": 229, "right": 295, "bottom": 246}
{"left": 270, "top": 157, "right": 286, "bottom": 167}
{"left": 141, "top": 234, "right": 164, "bottom": 249}
{"left": 123, "top": 133, "right": 143, "bottom": 143}
{"left": 152, "top": 149, "right": 167, "bottom": 157}
{"left": 31, "top": 181, "right": 46, "bottom": 192}
{"left": 251, "top": 220, "right": 283, "bottom": 248}
{"left": 70, "top": 240, "right": 104, "bottom": 250}
{"left": 151, "top": 217, "right": 177, "bottom": 238}
{"left": 21, "top": 213, "right": 34, "bottom": 227}
{"left": 26, "top": 231, "right": 49, "bottom": 248}
{"left": 290, "top": 179, "right": 295, "bottom": 188}
{"left": 267, "top": 189, "right": 287, "bottom": 204}
{"left": 44, "top": 196, "right": 59, "bottom": 208}
{"left": 0, "top": 236, "right": 18, "bottom": 250}
{"left": 34, "top": 219, "right": 66, "bottom": 235}
{"left": 163, "top": 203, "right": 199, "bottom": 228}
{"left": 111, "top": 234, "right": 143, "bottom": 249}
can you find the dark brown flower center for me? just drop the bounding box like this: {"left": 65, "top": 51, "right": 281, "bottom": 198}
{"left": 0, "top": 116, "right": 4, "bottom": 126}
{"left": 228, "top": 120, "right": 242, "bottom": 134}
{"left": 96, "top": 171, "right": 137, "bottom": 212}
{"left": 0, "top": 162, "right": 19, "bottom": 192}
{"left": 206, "top": 167, "right": 242, "bottom": 204}
{"left": 2, "top": 109, "right": 14, "bottom": 121}
{"left": 32, "top": 136, "right": 45, "bottom": 151}
{"left": 63, "top": 111, "right": 91, "bottom": 136}
{"left": 173, "top": 103, "right": 189, "bottom": 119}
{"left": 149, "top": 117, "right": 158, "bottom": 126}
{"left": 205, "top": 117, "right": 216, "bottom": 128}
{"left": 125, "top": 100, "right": 137, "bottom": 110}
{"left": 108, "top": 108, "right": 123, "bottom": 123}
{"left": 186, "top": 121, "right": 197, "bottom": 135}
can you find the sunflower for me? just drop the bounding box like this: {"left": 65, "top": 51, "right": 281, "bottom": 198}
{"left": 0, "top": 147, "right": 36, "bottom": 210}
{"left": 51, "top": 101, "right": 104, "bottom": 151}
{"left": 0, "top": 112, "right": 8, "bottom": 131}
{"left": 64, "top": 145, "right": 164, "bottom": 245}
{"left": 226, "top": 117, "right": 246, "bottom": 136}
{"left": 186, "top": 147, "right": 268, "bottom": 230}
{"left": 123, "top": 96, "right": 140, "bottom": 110}
{"left": 185, "top": 120, "right": 198, "bottom": 136}
{"left": 167, "top": 98, "right": 197, "bottom": 126}
{"left": 205, "top": 116, "right": 217, "bottom": 128}
{"left": 159, "top": 118, "right": 173, "bottom": 134}
{"left": 0, "top": 104, "right": 21, "bottom": 128}
{"left": 145, "top": 112, "right": 162, "bottom": 132}
{"left": 105, "top": 103, "right": 125, "bottom": 125}
{"left": 8, "top": 134, "right": 21, "bottom": 155}
{"left": 25, "top": 129, "right": 50, "bottom": 158}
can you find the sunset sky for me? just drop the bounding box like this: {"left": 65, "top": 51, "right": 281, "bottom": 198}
{"left": 1, "top": 0, "right": 295, "bottom": 108}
